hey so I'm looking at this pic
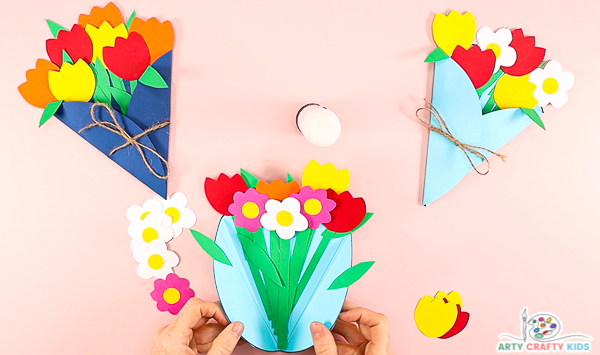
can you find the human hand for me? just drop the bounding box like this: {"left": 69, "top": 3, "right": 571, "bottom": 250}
{"left": 310, "top": 301, "right": 393, "bottom": 355}
{"left": 151, "top": 298, "right": 244, "bottom": 355}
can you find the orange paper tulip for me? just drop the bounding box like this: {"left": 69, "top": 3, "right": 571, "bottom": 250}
{"left": 129, "top": 17, "right": 174, "bottom": 64}
{"left": 78, "top": 2, "right": 124, "bottom": 28}
{"left": 18, "top": 59, "right": 58, "bottom": 108}
{"left": 256, "top": 179, "right": 301, "bottom": 201}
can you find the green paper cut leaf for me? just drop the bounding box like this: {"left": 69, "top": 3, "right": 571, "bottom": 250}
{"left": 91, "top": 61, "right": 112, "bottom": 106}
{"left": 129, "top": 80, "right": 138, "bottom": 95}
{"left": 190, "top": 229, "right": 231, "bottom": 266}
{"left": 108, "top": 87, "right": 132, "bottom": 115}
{"left": 476, "top": 70, "right": 503, "bottom": 98}
{"left": 328, "top": 261, "right": 375, "bottom": 290}
{"left": 108, "top": 71, "right": 125, "bottom": 91}
{"left": 93, "top": 59, "right": 110, "bottom": 88}
{"left": 46, "top": 19, "right": 67, "bottom": 38}
{"left": 521, "top": 108, "right": 545, "bottom": 130}
{"left": 482, "top": 91, "right": 496, "bottom": 114}
{"left": 39, "top": 100, "right": 63, "bottom": 127}
{"left": 125, "top": 10, "right": 136, "bottom": 29}
{"left": 62, "top": 50, "right": 73, "bottom": 65}
{"left": 238, "top": 231, "right": 285, "bottom": 287}
{"left": 287, "top": 173, "right": 294, "bottom": 183}
{"left": 139, "top": 66, "right": 168, "bottom": 88}
{"left": 240, "top": 169, "right": 259, "bottom": 188}
{"left": 323, "top": 212, "right": 374, "bottom": 239}
{"left": 425, "top": 47, "right": 449, "bottom": 63}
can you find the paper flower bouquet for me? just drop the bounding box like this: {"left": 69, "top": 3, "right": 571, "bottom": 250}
{"left": 421, "top": 10, "right": 574, "bottom": 205}
{"left": 19, "top": 3, "right": 174, "bottom": 197}
{"left": 192, "top": 161, "right": 374, "bottom": 352}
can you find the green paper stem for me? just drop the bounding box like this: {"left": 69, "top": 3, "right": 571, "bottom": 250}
{"left": 288, "top": 229, "right": 314, "bottom": 312}
{"left": 328, "top": 261, "right": 375, "bottom": 290}
{"left": 521, "top": 108, "right": 545, "bottom": 130}
{"left": 108, "top": 71, "right": 126, "bottom": 91}
{"left": 293, "top": 233, "right": 332, "bottom": 308}
{"left": 139, "top": 66, "right": 168, "bottom": 88}
{"left": 46, "top": 19, "right": 67, "bottom": 38}
{"left": 39, "top": 100, "right": 63, "bottom": 127}
{"left": 276, "top": 237, "right": 290, "bottom": 349}
{"left": 237, "top": 231, "right": 284, "bottom": 287}
{"left": 108, "top": 88, "right": 132, "bottom": 116}
{"left": 129, "top": 80, "right": 138, "bottom": 95}
{"left": 476, "top": 71, "right": 504, "bottom": 98}
{"left": 91, "top": 61, "right": 112, "bottom": 106}
{"left": 190, "top": 229, "right": 231, "bottom": 266}
{"left": 240, "top": 169, "right": 259, "bottom": 188}
{"left": 482, "top": 91, "right": 497, "bottom": 114}
{"left": 125, "top": 10, "right": 137, "bottom": 29}
{"left": 424, "top": 47, "right": 449, "bottom": 63}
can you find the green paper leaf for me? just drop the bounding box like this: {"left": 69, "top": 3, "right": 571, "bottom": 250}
{"left": 424, "top": 47, "right": 449, "bottom": 63}
{"left": 62, "top": 50, "right": 73, "bottom": 65}
{"left": 323, "top": 212, "right": 374, "bottom": 239}
{"left": 39, "top": 100, "right": 63, "bottom": 127}
{"left": 125, "top": 10, "right": 136, "bottom": 29}
{"left": 240, "top": 169, "right": 259, "bottom": 188}
{"left": 286, "top": 173, "right": 294, "bottom": 183}
{"left": 476, "top": 70, "right": 503, "bottom": 98}
{"left": 190, "top": 229, "right": 231, "bottom": 266}
{"left": 129, "top": 80, "right": 138, "bottom": 95}
{"left": 91, "top": 61, "right": 112, "bottom": 106}
{"left": 93, "top": 59, "right": 110, "bottom": 88}
{"left": 237, "top": 231, "right": 285, "bottom": 286}
{"left": 521, "top": 108, "right": 545, "bottom": 130}
{"left": 108, "top": 71, "right": 125, "bottom": 91}
{"left": 482, "top": 91, "right": 497, "bottom": 114}
{"left": 108, "top": 87, "right": 132, "bottom": 115}
{"left": 46, "top": 19, "right": 67, "bottom": 38}
{"left": 328, "top": 261, "right": 375, "bottom": 290}
{"left": 139, "top": 66, "right": 168, "bottom": 88}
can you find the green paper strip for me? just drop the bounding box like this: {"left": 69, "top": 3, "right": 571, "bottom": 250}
{"left": 108, "top": 87, "right": 132, "bottom": 116}
{"left": 424, "top": 47, "right": 449, "bottom": 63}
{"left": 129, "top": 80, "right": 138, "bottom": 95}
{"left": 286, "top": 173, "right": 294, "bottom": 183}
{"left": 293, "top": 233, "right": 331, "bottom": 307}
{"left": 91, "top": 60, "right": 112, "bottom": 106}
{"left": 288, "top": 229, "right": 314, "bottom": 311}
{"left": 238, "top": 231, "right": 285, "bottom": 287}
{"left": 521, "top": 108, "right": 545, "bottom": 130}
{"left": 39, "top": 100, "right": 63, "bottom": 127}
{"left": 46, "top": 19, "right": 67, "bottom": 38}
{"left": 322, "top": 212, "right": 374, "bottom": 239}
{"left": 139, "top": 66, "right": 168, "bottom": 88}
{"left": 240, "top": 169, "right": 259, "bottom": 188}
{"left": 190, "top": 229, "right": 232, "bottom": 266}
{"left": 108, "top": 71, "right": 126, "bottom": 91}
{"left": 62, "top": 50, "right": 73, "bottom": 65}
{"left": 476, "top": 70, "right": 503, "bottom": 98}
{"left": 482, "top": 91, "right": 497, "bottom": 114}
{"left": 276, "top": 236, "right": 290, "bottom": 349}
{"left": 328, "top": 261, "right": 374, "bottom": 290}
{"left": 125, "top": 10, "right": 137, "bottom": 29}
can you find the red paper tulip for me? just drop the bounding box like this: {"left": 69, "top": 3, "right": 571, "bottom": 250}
{"left": 439, "top": 305, "right": 470, "bottom": 339}
{"left": 500, "top": 29, "right": 545, "bottom": 76}
{"left": 103, "top": 32, "right": 151, "bottom": 80}
{"left": 205, "top": 174, "right": 249, "bottom": 215}
{"left": 324, "top": 190, "right": 366, "bottom": 233}
{"left": 46, "top": 25, "right": 93, "bottom": 66}
{"left": 451, "top": 45, "right": 496, "bottom": 89}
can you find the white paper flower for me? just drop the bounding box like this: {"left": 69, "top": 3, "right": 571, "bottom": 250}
{"left": 154, "top": 193, "right": 197, "bottom": 237}
{"left": 476, "top": 26, "right": 517, "bottom": 72}
{"left": 133, "top": 240, "right": 180, "bottom": 279}
{"left": 260, "top": 197, "right": 308, "bottom": 240}
{"left": 129, "top": 212, "right": 174, "bottom": 251}
{"left": 126, "top": 198, "right": 163, "bottom": 223}
{"left": 528, "top": 60, "right": 574, "bottom": 108}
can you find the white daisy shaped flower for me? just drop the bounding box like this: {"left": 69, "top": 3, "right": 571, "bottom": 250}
{"left": 528, "top": 60, "right": 574, "bottom": 108}
{"left": 126, "top": 198, "right": 163, "bottom": 223}
{"left": 260, "top": 197, "right": 308, "bottom": 240}
{"left": 133, "top": 239, "right": 180, "bottom": 279}
{"left": 476, "top": 26, "right": 517, "bottom": 73}
{"left": 129, "top": 212, "right": 174, "bottom": 251}
{"left": 154, "top": 192, "right": 197, "bottom": 237}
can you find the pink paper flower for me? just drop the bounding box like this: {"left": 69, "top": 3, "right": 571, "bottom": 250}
{"left": 228, "top": 188, "right": 269, "bottom": 232}
{"left": 150, "top": 273, "right": 195, "bottom": 315}
{"left": 290, "top": 186, "right": 336, "bottom": 229}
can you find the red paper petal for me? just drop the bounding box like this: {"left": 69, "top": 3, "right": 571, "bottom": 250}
{"left": 439, "top": 305, "right": 470, "bottom": 339}
{"left": 451, "top": 45, "right": 495, "bottom": 89}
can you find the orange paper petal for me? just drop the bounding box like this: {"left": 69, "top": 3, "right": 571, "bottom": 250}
{"left": 18, "top": 59, "right": 58, "bottom": 108}
{"left": 256, "top": 179, "right": 301, "bottom": 201}
{"left": 78, "top": 2, "right": 124, "bottom": 28}
{"left": 129, "top": 17, "right": 174, "bottom": 63}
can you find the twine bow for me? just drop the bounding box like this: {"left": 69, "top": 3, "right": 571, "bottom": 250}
{"left": 416, "top": 99, "right": 506, "bottom": 175}
{"left": 78, "top": 102, "right": 171, "bottom": 179}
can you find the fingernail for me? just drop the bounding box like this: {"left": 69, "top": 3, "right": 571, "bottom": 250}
{"left": 310, "top": 322, "right": 323, "bottom": 337}
{"left": 232, "top": 322, "right": 244, "bottom": 337}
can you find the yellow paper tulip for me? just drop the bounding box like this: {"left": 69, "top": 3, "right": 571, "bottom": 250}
{"left": 493, "top": 74, "right": 538, "bottom": 109}
{"left": 432, "top": 10, "right": 476, "bottom": 55}
{"left": 85, "top": 22, "right": 128, "bottom": 65}
{"left": 414, "top": 291, "right": 462, "bottom": 338}
{"left": 48, "top": 59, "right": 96, "bottom": 102}
{"left": 301, "top": 160, "right": 350, "bottom": 194}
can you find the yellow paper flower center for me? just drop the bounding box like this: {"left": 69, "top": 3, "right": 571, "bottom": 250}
{"left": 148, "top": 254, "right": 164, "bottom": 270}
{"left": 242, "top": 202, "right": 260, "bottom": 219}
{"left": 163, "top": 288, "right": 181, "bottom": 304}
{"left": 486, "top": 43, "right": 501, "bottom": 58}
{"left": 140, "top": 212, "right": 150, "bottom": 220}
{"left": 142, "top": 227, "right": 159, "bottom": 243}
{"left": 542, "top": 78, "right": 559, "bottom": 95}
{"left": 304, "top": 199, "right": 322, "bottom": 215}
{"left": 165, "top": 207, "right": 180, "bottom": 223}
{"left": 276, "top": 211, "right": 293, "bottom": 227}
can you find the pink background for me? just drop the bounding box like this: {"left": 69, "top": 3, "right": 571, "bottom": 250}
{"left": 1, "top": 0, "right": 598, "bottom": 354}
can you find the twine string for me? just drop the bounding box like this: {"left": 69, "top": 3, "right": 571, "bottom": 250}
{"left": 416, "top": 99, "right": 506, "bottom": 175}
{"left": 78, "top": 102, "right": 171, "bottom": 179}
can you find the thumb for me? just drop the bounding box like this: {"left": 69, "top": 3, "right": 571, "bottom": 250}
{"left": 206, "top": 322, "right": 244, "bottom": 355}
{"left": 311, "top": 322, "right": 338, "bottom": 355}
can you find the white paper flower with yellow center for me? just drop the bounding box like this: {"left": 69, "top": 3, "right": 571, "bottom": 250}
{"left": 133, "top": 240, "right": 180, "bottom": 279}
{"left": 476, "top": 26, "right": 516, "bottom": 73}
{"left": 260, "top": 197, "right": 308, "bottom": 240}
{"left": 155, "top": 192, "right": 197, "bottom": 237}
{"left": 528, "top": 60, "right": 574, "bottom": 108}
{"left": 126, "top": 198, "right": 162, "bottom": 224}
{"left": 129, "top": 212, "right": 174, "bottom": 251}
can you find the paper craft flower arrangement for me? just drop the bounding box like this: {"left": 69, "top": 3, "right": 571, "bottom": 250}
{"left": 421, "top": 10, "right": 574, "bottom": 205}
{"left": 127, "top": 193, "right": 197, "bottom": 315}
{"left": 19, "top": 2, "right": 174, "bottom": 197}
{"left": 192, "top": 161, "right": 374, "bottom": 352}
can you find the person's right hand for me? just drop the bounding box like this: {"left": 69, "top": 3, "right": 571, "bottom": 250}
{"left": 310, "top": 301, "right": 393, "bottom": 355}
